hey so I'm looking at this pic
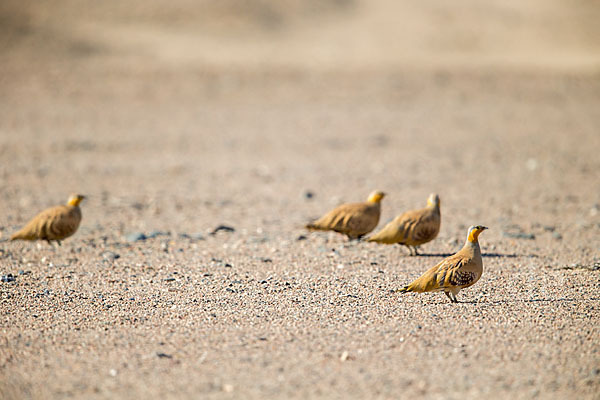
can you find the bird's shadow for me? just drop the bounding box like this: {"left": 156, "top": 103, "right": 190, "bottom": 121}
{"left": 428, "top": 297, "right": 592, "bottom": 305}
{"left": 409, "top": 252, "right": 530, "bottom": 258}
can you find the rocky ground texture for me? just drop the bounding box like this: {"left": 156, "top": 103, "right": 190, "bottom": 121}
{"left": 1, "top": 1, "right": 599, "bottom": 399}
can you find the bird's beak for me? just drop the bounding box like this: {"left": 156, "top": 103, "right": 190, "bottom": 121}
{"left": 481, "top": 226, "right": 488, "bottom": 230}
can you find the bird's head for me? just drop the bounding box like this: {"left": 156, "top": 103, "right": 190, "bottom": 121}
{"left": 427, "top": 193, "right": 440, "bottom": 208}
{"left": 367, "top": 190, "right": 386, "bottom": 203}
{"left": 467, "top": 225, "right": 488, "bottom": 243}
{"left": 67, "top": 194, "right": 86, "bottom": 206}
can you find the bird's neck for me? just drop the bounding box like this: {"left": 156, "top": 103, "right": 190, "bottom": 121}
{"left": 428, "top": 203, "right": 440, "bottom": 212}
{"left": 463, "top": 238, "right": 480, "bottom": 253}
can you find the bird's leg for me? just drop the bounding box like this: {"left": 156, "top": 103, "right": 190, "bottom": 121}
{"left": 444, "top": 291, "right": 453, "bottom": 302}
{"left": 412, "top": 246, "right": 420, "bottom": 256}
{"left": 404, "top": 245, "right": 415, "bottom": 256}
{"left": 57, "top": 240, "right": 62, "bottom": 247}
{"left": 450, "top": 292, "right": 458, "bottom": 303}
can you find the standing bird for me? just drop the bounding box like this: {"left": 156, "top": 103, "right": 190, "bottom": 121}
{"left": 398, "top": 225, "right": 488, "bottom": 303}
{"left": 305, "top": 191, "right": 385, "bottom": 239}
{"left": 10, "top": 194, "right": 85, "bottom": 245}
{"left": 367, "top": 193, "right": 441, "bottom": 255}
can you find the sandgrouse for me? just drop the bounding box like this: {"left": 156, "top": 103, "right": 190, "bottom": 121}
{"left": 398, "top": 225, "right": 487, "bottom": 303}
{"left": 367, "top": 193, "right": 441, "bottom": 255}
{"left": 11, "top": 194, "right": 85, "bottom": 245}
{"left": 306, "top": 191, "right": 385, "bottom": 239}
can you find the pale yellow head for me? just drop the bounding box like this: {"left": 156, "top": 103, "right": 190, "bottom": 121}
{"left": 67, "top": 194, "right": 86, "bottom": 206}
{"left": 467, "top": 225, "right": 488, "bottom": 243}
{"left": 427, "top": 193, "right": 440, "bottom": 208}
{"left": 367, "top": 190, "right": 386, "bottom": 203}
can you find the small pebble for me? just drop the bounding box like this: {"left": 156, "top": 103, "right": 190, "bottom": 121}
{"left": 222, "top": 384, "right": 234, "bottom": 393}
{"left": 125, "top": 232, "right": 146, "bottom": 242}
{"left": 190, "top": 233, "right": 205, "bottom": 240}
{"left": 146, "top": 230, "right": 169, "bottom": 239}
{"left": 1, "top": 274, "right": 16, "bottom": 283}
{"left": 101, "top": 251, "right": 120, "bottom": 262}
{"left": 552, "top": 232, "right": 563, "bottom": 240}
{"left": 210, "top": 225, "right": 235, "bottom": 235}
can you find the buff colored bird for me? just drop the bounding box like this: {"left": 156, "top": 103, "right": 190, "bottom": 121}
{"left": 305, "top": 191, "right": 385, "bottom": 239}
{"left": 398, "top": 225, "right": 487, "bottom": 303}
{"left": 11, "top": 194, "right": 85, "bottom": 245}
{"left": 367, "top": 193, "right": 441, "bottom": 255}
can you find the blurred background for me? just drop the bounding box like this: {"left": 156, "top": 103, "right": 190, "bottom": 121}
{"left": 3, "top": 0, "right": 599, "bottom": 70}
{"left": 0, "top": 0, "right": 599, "bottom": 238}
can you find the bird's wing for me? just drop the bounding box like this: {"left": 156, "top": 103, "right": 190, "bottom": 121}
{"left": 409, "top": 209, "right": 440, "bottom": 244}
{"left": 405, "top": 252, "right": 468, "bottom": 292}
{"left": 342, "top": 204, "right": 379, "bottom": 235}
{"left": 45, "top": 207, "right": 80, "bottom": 240}
{"left": 435, "top": 255, "right": 477, "bottom": 288}
{"left": 12, "top": 207, "right": 58, "bottom": 240}
{"left": 311, "top": 202, "right": 366, "bottom": 230}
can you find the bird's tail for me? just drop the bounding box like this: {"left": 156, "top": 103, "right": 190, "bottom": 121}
{"left": 397, "top": 285, "right": 411, "bottom": 293}
{"left": 10, "top": 232, "right": 23, "bottom": 241}
{"left": 305, "top": 222, "right": 324, "bottom": 231}
{"left": 10, "top": 229, "right": 34, "bottom": 241}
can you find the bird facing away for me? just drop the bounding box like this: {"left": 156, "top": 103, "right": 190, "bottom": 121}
{"left": 10, "top": 194, "right": 85, "bottom": 245}
{"left": 398, "top": 225, "right": 488, "bottom": 303}
{"left": 305, "top": 190, "right": 385, "bottom": 239}
{"left": 367, "top": 193, "right": 441, "bottom": 255}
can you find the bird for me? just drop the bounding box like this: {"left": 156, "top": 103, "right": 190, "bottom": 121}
{"left": 397, "top": 225, "right": 488, "bottom": 303}
{"left": 305, "top": 190, "right": 385, "bottom": 239}
{"left": 367, "top": 193, "right": 441, "bottom": 255}
{"left": 10, "top": 194, "right": 86, "bottom": 245}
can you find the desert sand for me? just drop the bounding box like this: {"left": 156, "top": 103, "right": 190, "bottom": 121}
{"left": 1, "top": 1, "right": 599, "bottom": 399}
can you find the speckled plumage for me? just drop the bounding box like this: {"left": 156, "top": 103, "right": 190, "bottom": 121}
{"left": 398, "top": 225, "right": 487, "bottom": 303}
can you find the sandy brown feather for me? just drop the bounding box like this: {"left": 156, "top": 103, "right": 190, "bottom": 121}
{"left": 368, "top": 204, "right": 440, "bottom": 246}
{"left": 11, "top": 204, "right": 82, "bottom": 242}
{"left": 306, "top": 201, "right": 381, "bottom": 239}
{"left": 398, "top": 229, "right": 484, "bottom": 302}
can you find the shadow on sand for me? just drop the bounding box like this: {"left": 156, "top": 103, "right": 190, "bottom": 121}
{"left": 435, "top": 297, "right": 596, "bottom": 305}
{"left": 409, "top": 252, "right": 528, "bottom": 258}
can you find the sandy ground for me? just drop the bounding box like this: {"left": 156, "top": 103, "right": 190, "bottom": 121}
{"left": 1, "top": 1, "right": 599, "bottom": 399}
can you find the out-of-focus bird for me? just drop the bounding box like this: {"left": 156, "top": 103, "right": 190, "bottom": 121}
{"left": 305, "top": 190, "right": 385, "bottom": 239}
{"left": 367, "top": 193, "right": 441, "bottom": 255}
{"left": 398, "top": 225, "right": 487, "bottom": 303}
{"left": 10, "top": 194, "right": 85, "bottom": 245}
